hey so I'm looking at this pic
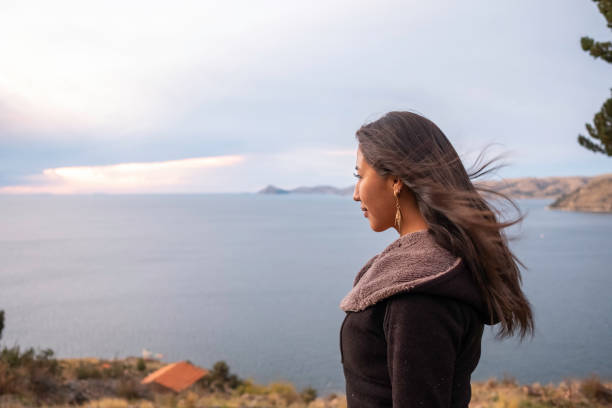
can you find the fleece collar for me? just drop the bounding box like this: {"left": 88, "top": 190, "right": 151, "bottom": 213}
{"left": 340, "top": 229, "right": 463, "bottom": 312}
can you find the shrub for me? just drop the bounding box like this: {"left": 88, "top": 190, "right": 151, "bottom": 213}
{"left": 0, "top": 345, "right": 62, "bottom": 402}
{"left": 155, "top": 393, "right": 178, "bottom": 408}
{"left": 501, "top": 373, "right": 518, "bottom": 387}
{"left": 0, "top": 310, "right": 4, "bottom": 341}
{"left": 76, "top": 362, "right": 102, "bottom": 379}
{"left": 486, "top": 377, "right": 499, "bottom": 389}
{"left": 0, "top": 361, "right": 21, "bottom": 394}
{"left": 0, "top": 345, "right": 33, "bottom": 368}
{"left": 103, "top": 360, "right": 126, "bottom": 379}
{"left": 179, "top": 391, "right": 199, "bottom": 408}
{"left": 117, "top": 378, "right": 143, "bottom": 400}
{"left": 211, "top": 361, "right": 230, "bottom": 382}
{"left": 137, "top": 358, "right": 146, "bottom": 372}
{"left": 227, "top": 373, "right": 243, "bottom": 389}
{"left": 300, "top": 385, "right": 317, "bottom": 403}
{"left": 201, "top": 360, "right": 243, "bottom": 392}
{"left": 28, "top": 367, "right": 58, "bottom": 398}
{"left": 579, "top": 374, "right": 612, "bottom": 403}
{"left": 235, "top": 378, "right": 266, "bottom": 396}
{"left": 0, "top": 314, "right": 62, "bottom": 403}
{"left": 268, "top": 381, "right": 299, "bottom": 405}
{"left": 325, "top": 392, "right": 338, "bottom": 401}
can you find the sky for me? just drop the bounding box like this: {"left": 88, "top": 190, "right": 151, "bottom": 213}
{"left": 0, "top": 0, "right": 610, "bottom": 194}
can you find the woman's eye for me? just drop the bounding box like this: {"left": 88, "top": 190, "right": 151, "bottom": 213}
{"left": 353, "top": 172, "right": 361, "bottom": 179}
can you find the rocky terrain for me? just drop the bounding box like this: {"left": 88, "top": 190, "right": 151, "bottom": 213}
{"left": 258, "top": 176, "right": 594, "bottom": 199}
{"left": 1, "top": 317, "right": 610, "bottom": 407}
{"left": 258, "top": 175, "right": 612, "bottom": 213}
{"left": 548, "top": 173, "right": 612, "bottom": 213}
{"left": 2, "top": 357, "right": 611, "bottom": 408}
{"left": 474, "top": 176, "right": 592, "bottom": 199}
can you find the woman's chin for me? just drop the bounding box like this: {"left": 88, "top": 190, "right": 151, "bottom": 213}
{"left": 369, "top": 221, "right": 389, "bottom": 232}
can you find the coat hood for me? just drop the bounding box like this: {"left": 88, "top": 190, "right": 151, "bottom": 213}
{"left": 340, "top": 229, "right": 499, "bottom": 325}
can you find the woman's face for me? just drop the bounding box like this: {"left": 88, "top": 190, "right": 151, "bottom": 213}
{"left": 353, "top": 146, "right": 397, "bottom": 232}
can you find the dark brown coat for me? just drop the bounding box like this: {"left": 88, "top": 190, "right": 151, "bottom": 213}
{"left": 339, "top": 230, "right": 498, "bottom": 407}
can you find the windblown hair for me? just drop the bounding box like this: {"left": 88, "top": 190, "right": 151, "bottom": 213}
{"left": 356, "top": 111, "right": 534, "bottom": 340}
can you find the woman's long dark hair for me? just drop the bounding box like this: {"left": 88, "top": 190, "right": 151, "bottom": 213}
{"left": 356, "top": 111, "right": 534, "bottom": 340}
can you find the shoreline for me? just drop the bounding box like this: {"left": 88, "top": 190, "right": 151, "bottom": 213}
{"left": 1, "top": 355, "right": 611, "bottom": 407}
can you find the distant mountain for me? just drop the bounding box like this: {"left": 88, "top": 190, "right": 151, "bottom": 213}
{"left": 473, "top": 176, "right": 592, "bottom": 199}
{"left": 258, "top": 185, "right": 290, "bottom": 194}
{"left": 547, "top": 174, "right": 612, "bottom": 213}
{"left": 257, "top": 184, "right": 352, "bottom": 195}
{"left": 258, "top": 175, "right": 612, "bottom": 213}
{"left": 258, "top": 176, "right": 598, "bottom": 199}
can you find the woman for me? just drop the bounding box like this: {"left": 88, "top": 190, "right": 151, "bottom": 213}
{"left": 339, "top": 111, "right": 534, "bottom": 407}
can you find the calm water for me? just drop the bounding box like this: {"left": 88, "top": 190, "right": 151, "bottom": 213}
{"left": 0, "top": 194, "right": 610, "bottom": 394}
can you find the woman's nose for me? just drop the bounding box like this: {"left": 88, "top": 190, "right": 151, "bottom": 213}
{"left": 353, "top": 185, "right": 359, "bottom": 201}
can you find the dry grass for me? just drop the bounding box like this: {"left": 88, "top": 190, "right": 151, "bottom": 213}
{"left": 580, "top": 375, "right": 612, "bottom": 404}
{"left": 0, "top": 355, "right": 610, "bottom": 408}
{"left": 470, "top": 376, "right": 612, "bottom": 408}
{"left": 74, "top": 398, "right": 155, "bottom": 408}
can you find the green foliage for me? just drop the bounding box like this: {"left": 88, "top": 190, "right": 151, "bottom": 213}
{"left": 267, "top": 381, "right": 299, "bottom": 404}
{"left": 137, "top": 357, "right": 146, "bottom": 372}
{"left": 199, "top": 360, "right": 244, "bottom": 392}
{"left": 580, "top": 0, "right": 612, "bottom": 61}
{"left": 0, "top": 345, "right": 30, "bottom": 368}
{"left": 211, "top": 361, "right": 229, "bottom": 381}
{"left": 75, "top": 362, "right": 102, "bottom": 379}
{"left": 0, "top": 345, "right": 59, "bottom": 375}
{"left": 579, "top": 0, "right": 612, "bottom": 156}
{"left": 581, "top": 36, "right": 612, "bottom": 62}
{"left": 102, "top": 360, "right": 126, "bottom": 379}
{"left": 0, "top": 310, "right": 4, "bottom": 341}
{"left": 578, "top": 89, "right": 612, "bottom": 155}
{"left": 235, "top": 378, "right": 267, "bottom": 395}
{"left": 300, "top": 385, "right": 318, "bottom": 403}
{"left": 0, "top": 344, "right": 62, "bottom": 401}
{"left": 227, "top": 374, "right": 242, "bottom": 389}
{"left": 235, "top": 380, "right": 317, "bottom": 404}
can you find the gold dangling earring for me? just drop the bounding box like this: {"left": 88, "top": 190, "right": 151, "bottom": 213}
{"left": 394, "top": 190, "right": 402, "bottom": 232}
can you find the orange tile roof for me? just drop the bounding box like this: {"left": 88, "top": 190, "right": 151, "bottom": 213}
{"left": 141, "top": 361, "right": 208, "bottom": 392}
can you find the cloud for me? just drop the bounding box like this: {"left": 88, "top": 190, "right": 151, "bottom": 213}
{"left": 0, "top": 0, "right": 401, "bottom": 139}
{"left": 0, "top": 155, "right": 245, "bottom": 194}
{"left": 0, "top": 146, "right": 359, "bottom": 194}
{"left": 2, "top": 0, "right": 611, "bottom": 182}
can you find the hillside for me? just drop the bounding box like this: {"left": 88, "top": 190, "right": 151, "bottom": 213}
{"left": 473, "top": 176, "right": 591, "bottom": 199}
{"left": 258, "top": 185, "right": 351, "bottom": 195}
{"left": 548, "top": 173, "right": 612, "bottom": 213}
{"left": 258, "top": 176, "right": 594, "bottom": 199}
{"left": 1, "top": 356, "right": 611, "bottom": 407}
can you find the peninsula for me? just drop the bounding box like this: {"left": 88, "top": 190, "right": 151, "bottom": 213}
{"left": 548, "top": 173, "right": 612, "bottom": 213}
{"left": 258, "top": 174, "right": 612, "bottom": 213}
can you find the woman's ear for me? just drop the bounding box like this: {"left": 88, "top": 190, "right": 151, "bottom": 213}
{"left": 392, "top": 178, "right": 402, "bottom": 195}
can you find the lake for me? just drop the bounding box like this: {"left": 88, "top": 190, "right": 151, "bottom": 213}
{"left": 0, "top": 194, "right": 610, "bottom": 394}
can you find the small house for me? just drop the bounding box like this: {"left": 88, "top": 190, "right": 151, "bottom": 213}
{"left": 141, "top": 360, "right": 208, "bottom": 393}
